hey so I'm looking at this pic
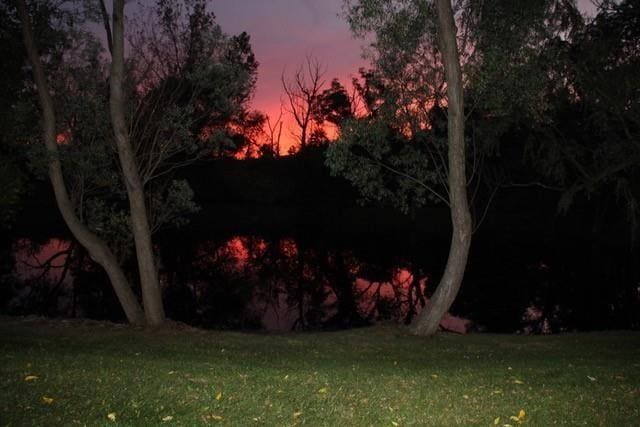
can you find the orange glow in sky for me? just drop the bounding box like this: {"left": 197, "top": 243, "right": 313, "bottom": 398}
{"left": 211, "top": 1, "right": 365, "bottom": 156}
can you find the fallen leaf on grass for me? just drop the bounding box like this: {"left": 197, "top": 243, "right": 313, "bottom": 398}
{"left": 205, "top": 414, "right": 223, "bottom": 421}
{"left": 162, "top": 415, "right": 173, "bottom": 422}
{"left": 41, "top": 396, "right": 54, "bottom": 405}
{"left": 512, "top": 379, "right": 524, "bottom": 384}
{"left": 508, "top": 409, "right": 526, "bottom": 424}
{"left": 430, "top": 374, "right": 439, "bottom": 379}
{"left": 391, "top": 421, "right": 399, "bottom": 426}
{"left": 587, "top": 376, "right": 596, "bottom": 382}
{"left": 107, "top": 412, "right": 117, "bottom": 422}
{"left": 318, "top": 387, "right": 328, "bottom": 394}
{"left": 215, "top": 392, "right": 223, "bottom": 401}
{"left": 494, "top": 417, "right": 500, "bottom": 425}
{"left": 24, "top": 375, "right": 38, "bottom": 381}
{"left": 293, "top": 411, "right": 303, "bottom": 418}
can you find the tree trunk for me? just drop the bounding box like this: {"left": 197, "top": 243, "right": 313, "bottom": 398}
{"left": 410, "top": 0, "right": 473, "bottom": 336}
{"left": 110, "top": 0, "right": 165, "bottom": 326}
{"left": 16, "top": 0, "right": 145, "bottom": 326}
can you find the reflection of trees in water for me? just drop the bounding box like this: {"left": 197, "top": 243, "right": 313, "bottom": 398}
{"left": 6, "top": 238, "right": 128, "bottom": 321}
{"left": 6, "top": 235, "right": 430, "bottom": 330}
{"left": 164, "top": 235, "right": 429, "bottom": 330}
{"left": 7, "top": 231, "right": 640, "bottom": 331}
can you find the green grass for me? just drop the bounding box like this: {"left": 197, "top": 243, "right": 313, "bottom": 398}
{"left": 0, "top": 317, "right": 639, "bottom": 426}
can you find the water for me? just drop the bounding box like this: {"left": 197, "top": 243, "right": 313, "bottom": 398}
{"left": 5, "top": 229, "right": 640, "bottom": 332}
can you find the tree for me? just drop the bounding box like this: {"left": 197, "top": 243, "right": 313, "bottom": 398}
{"left": 529, "top": 0, "right": 640, "bottom": 236}
{"left": 329, "top": 0, "right": 587, "bottom": 335}
{"left": 109, "top": 0, "right": 165, "bottom": 326}
{"left": 127, "top": 1, "right": 264, "bottom": 160}
{"left": 16, "top": 0, "right": 145, "bottom": 325}
{"left": 318, "top": 78, "right": 357, "bottom": 128}
{"left": 328, "top": 0, "right": 470, "bottom": 336}
{"left": 281, "top": 56, "right": 326, "bottom": 152}
{"left": 262, "top": 106, "right": 284, "bottom": 158}
{"left": 410, "top": 0, "right": 471, "bottom": 335}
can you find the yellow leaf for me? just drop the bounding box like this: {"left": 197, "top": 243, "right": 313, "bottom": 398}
{"left": 215, "top": 392, "right": 223, "bottom": 401}
{"left": 162, "top": 415, "right": 174, "bottom": 422}
{"left": 24, "top": 375, "right": 38, "bottom": 381}
{"left": 494, "top": 417, "right": 500, "bottom": 425}
{"left": 513, "top": 379, "right": 524, "bottom": 384}
{"left": 318, "top": 387, "right": 328, "bottom": 394}
{"left": 510, "top": 416, "right": 520, "bottom": 422}
{"left": 391, "top": 421, "right": 399, "bottom": 426}
{"left": 202, "top": 414, "right": 222, "bottom": 421}
{"left": 430, "top": 374, "right": 438, "bottom": 379}
{"left": 41, "top": 396, "right": 54, "bottom": 405}
{"left": 517, "top": 409, "right": 526, "bottom": 420}
{"left": 293, "top": 411, "right": 303, "bottom": 418}
{"left": 107, "top": 412, "right": 117, "bottom": 422}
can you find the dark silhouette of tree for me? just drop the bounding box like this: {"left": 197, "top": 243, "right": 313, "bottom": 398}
{"left": 261, "top": 106, "right": 284, "bottom": 158}
{"left": 530, "top": 0, "right": 640, "bottom": 236}
{"left": 281, "top": 56, "right": 326, "bottom": 152}
{"left": 318, "top": 78, "right": 356, "bottom": 128}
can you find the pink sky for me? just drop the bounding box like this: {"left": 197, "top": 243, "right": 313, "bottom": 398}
{"left": 115, "top": 0, "right": 598, "bottom": 154}
{"left": 211, "top": 0, "right": 597, "bottom": 154}
{"left": 212, "top": 0, "right": 366, "bottom": 153}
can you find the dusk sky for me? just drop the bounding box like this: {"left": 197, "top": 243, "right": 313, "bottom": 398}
{"left": 121, "top": 0, "right": 599, "bottom": 153}
{"left": 211, "top": 0, "right": 365, "bottom": 152}
{"left": 209, "top": 0, "right": 597, "bottom": 153}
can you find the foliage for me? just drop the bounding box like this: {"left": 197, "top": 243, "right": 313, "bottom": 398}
{"left": 129, "top": 0, "right": 264, "bottom": 159}
{"left": 463, "top": 0, "right": 583, "bottom": 123}
{"left": 525, "top": 0, "right": 640, "bottom": 235}
{"left": 0, "top": 0, "right": 75, "bottom": 226}
{"left": 327, "top": 118, "right": 445, "bottom": 213}
{"left": 318, "top": 78, "right": 356, "bottom": 127}
{"left": 15, "top": 0, "right": 265, "bottom": 262}
{"left": 328, "top": 1, "right": 453, "bottom": 214}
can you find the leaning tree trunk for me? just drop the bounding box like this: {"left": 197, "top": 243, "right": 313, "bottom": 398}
{"left": 410, "top": 0, "right": 473, "bottom": 336}
{"left": 16, "top": 0, "right": 145, "bottom": 326}
{"left": 110, "top": 0, "right": 165, "bottom": 326}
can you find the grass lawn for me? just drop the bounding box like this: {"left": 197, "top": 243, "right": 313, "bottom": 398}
{"left": 0, "top": 317, "right": 638, "bottom": 426}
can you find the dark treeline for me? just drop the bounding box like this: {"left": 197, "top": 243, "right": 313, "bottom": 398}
{"left": 1, "top": 0, "right": 639, "bottom": 332}
{"left": 4, "top": 146, "right": 639, "bottom": 331}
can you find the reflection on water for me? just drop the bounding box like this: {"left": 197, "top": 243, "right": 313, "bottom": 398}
{"left": 8, "top": 235, "right": 432, "bottom": 331}
{"left": 6, "top": 227, "right": 640, "bottom": 332}
{"left": 162, "top": 235, "right": 430, "bottom": 331}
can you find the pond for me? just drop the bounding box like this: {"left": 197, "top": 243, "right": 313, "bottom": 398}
{"left": 5, "top": 227, "right": 639, "bottom": 332}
